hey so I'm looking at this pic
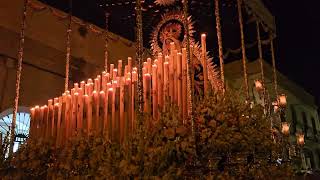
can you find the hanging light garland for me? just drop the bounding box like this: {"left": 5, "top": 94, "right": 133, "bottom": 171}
{"left": 135, "top": 0, "right": 144, "bottom": 115}
{"left": 214, "top": 0, "right": 225, "bottom": 92}
{"left": 64, "top": 0, "right": 73, "bottom": 92}
{"left": 182, "top": 0, "right": 195, "bottom": 134}
{"left": 9, "top": 0, "right": 28, "bottom": 155}
{"left": 237, "top": 0, "right": 249, "bottom": 100}
{"left": 104, "top": 12, "right": 110, "bottom": 72}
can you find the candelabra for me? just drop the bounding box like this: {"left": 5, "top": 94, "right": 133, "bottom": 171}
{"left": 254, "top": 78, "right": 306, "bottom": 173}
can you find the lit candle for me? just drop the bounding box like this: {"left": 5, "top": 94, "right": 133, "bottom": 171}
{"left": 93, "top": 91, "right": 99, "bottom": 131}
{"left": 132, "top": 71, "right": 137, "bottom": 82}
{"left": 147, "top": 58, "right": 152, "bottom": 74}
{"left": 65, "top": 95, "right": 71, "bottom": 139}
{"left": 152, "top": 65, "right": 158, "bottom": 120}
{"left": 107, "top": 88, "right": 113, "bottom": 139}
{"left": 173, "top": 50, "right": 178, "bottom": 103}
{"left": 201, "top": 33, "right": 208, "bottom": 94}
{"left": 281, "top": 122, "right": 290, "bottom": 136}
{"left": 53, "top": 103, "right": 59, "bottom": 141}
{"left": 43, "top": 105, "right": 49, "bottom": 139}
{"left": 74, "top": 83, "right": 79, "bottom": 91}
{"left": 278, "top": 94, "right": 287, "bottom": 108}
{"left": 157, "top": 53, "right": 164, "bottom": 109}
{"left": 84, "top": 94, "right": 92, "bottom": 134}
{"left": 80, "top": 81, "right": 85, "bottom": 92}
{"left": 118, "top": 60, "right": 123, "bottom": 76}
{"left": 124, "top": 65, "right": 128, "bottom": 75}
{"left": 297, "top": 133, "right": 305, "bottom": 146}
{"left": 113, "top": 69, "right": 118, "bottom": 81}
{"left": 110, "top": 64, "right": 114, "bottom": 79}
{"left": 119, "top": 78, "right": 125, "bottom": 143}
{"left": 125, "top": 77, "right": 132, "bottom": 135}
{"left": 30, "top": 107, "right": 35, "bottom": 138}
{"left": 100, "top": 91, "right": 106, "bottom": 134}
{"left": 177, "top": 52, "right": 182, "bottom": 111}
{"left": 77, "top": 89, "right": 84, "bottom": 130}
{"left": 128, "top": 57, "right": 132, "bottom": 72}
{"left": 47, "top": 100, "right": 54, "bottom": 138}
{"left": 182, "top": 48, "right": 187, "bottom": 122}
{"left": 164, "top": 61, "right": 169, "bottom": 101}
{"left": 254, "top": 80, "right": 263, "bottom": 91}
{"left": 170, "top": 42, "right": 175, "bottom": 54}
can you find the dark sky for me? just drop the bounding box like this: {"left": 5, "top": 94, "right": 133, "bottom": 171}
{"left": 268, "top": 0, "right": 320, "bottom": 105}
{"left": 40, "top": 0, "right": 320, "bottom": 106}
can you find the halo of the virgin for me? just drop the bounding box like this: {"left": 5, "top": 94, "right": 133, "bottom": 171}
{"left": 150, "top": 11, "right": 223, "bottom": 92}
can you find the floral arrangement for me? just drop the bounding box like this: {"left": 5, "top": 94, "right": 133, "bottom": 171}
{"left": 0, "top": 90, "right": 294, "bottom": 179}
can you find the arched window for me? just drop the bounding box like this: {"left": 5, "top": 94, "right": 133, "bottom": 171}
{"left": 0, "top": 107, "right": 30, "bottom": 152}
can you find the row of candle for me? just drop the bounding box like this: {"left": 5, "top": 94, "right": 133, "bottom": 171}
{"left": 28, "top": 36, "right": 210, "bottom": 145}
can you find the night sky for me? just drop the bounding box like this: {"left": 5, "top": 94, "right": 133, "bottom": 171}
{"left": 268, "top": 0, "right": 320, "bottom": 106}
{"left": 40, "top": 0, "right": 320, "bottom": 107}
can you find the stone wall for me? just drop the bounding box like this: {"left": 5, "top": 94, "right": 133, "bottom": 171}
{"left": 0, "top": 0, "right": 151, "bottom": 111}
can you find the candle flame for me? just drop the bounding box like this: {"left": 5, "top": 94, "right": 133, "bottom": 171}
{"left": 100, "top": 91, "right": 105, "bottom": 94}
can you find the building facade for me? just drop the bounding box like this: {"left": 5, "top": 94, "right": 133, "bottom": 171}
{"left": 225, "top": 60, "right": 320, "bottom": 172}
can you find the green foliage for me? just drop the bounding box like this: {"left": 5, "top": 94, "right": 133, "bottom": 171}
{"left": 0, "top": 90, "right": 294, "bottom": 179}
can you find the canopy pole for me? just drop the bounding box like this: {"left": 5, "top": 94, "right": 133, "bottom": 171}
{"left": 64, "top": 0, "right": 73, "bottom": 92}
{"left": 135, "top": 0, "right": 144, "bottom": 117}
{"left": 9, "top": 0, "right": 28, "bottom": 156}
{"left": 237, "top": 0, "right": 249, "bottom": 100}
{"left": 214, "top": 0, "right": 225, "bottom": 92}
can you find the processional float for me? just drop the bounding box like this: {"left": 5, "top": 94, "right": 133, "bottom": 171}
{"left": 28, "top": 11, "right": 223, "bottom": 146}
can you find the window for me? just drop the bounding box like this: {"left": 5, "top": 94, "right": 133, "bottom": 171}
{"left": 0, "top": 107, "right": 30, "bottom": 152}
{"left": 290, "top": 105, "right": 297, "bottom": 134}
{"left": 304, "top": 149, "right": 315, "bottom": 170}
{"left": 302, "top": 112, "right": 308, "bottom": 136}
{"left": 311, "top": 117, "right": 317, "bottom": 136}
